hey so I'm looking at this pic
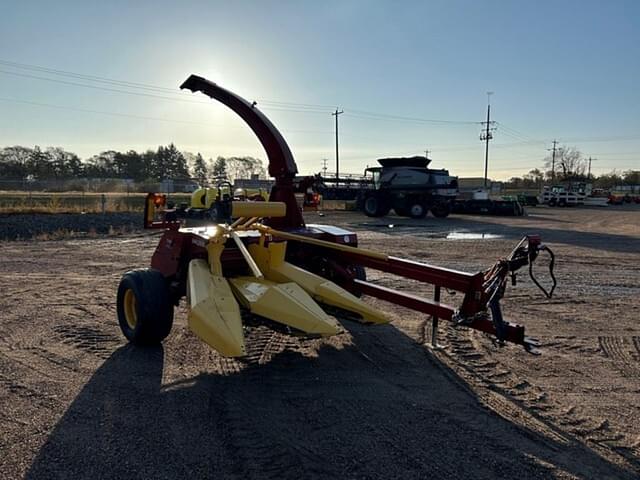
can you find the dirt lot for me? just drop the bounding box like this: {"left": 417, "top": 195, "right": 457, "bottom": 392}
{"left": 1, "top": 205, "right": 639, "bottom": 479}
{"left": 0, "top": 212, "right": 140, "bottom": 240}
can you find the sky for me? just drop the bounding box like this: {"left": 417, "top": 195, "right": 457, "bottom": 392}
{"left": 0, "top": 0, "right": 638, "bottom": 180}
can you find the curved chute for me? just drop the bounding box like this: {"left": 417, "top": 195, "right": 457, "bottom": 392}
{"left": 181, "top": 75, "right": 304, "bottom": 228}
{"left": 180, "top": 75, "right": 298, "bottom": 179}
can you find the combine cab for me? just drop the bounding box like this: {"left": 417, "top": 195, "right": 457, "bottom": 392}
{"left": 117, "top": 75, "right": 557, "bottom": 358}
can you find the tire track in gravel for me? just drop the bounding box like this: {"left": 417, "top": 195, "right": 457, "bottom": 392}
{"left": 598, "top": 336, "right": 640, "bottom": 376}
{"left": 52, "top": 324, "right": 121, "bottom": 360}
{"left": 432, "top": 325, "right": 640, "bottom": 470}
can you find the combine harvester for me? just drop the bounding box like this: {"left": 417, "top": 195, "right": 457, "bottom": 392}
{"left": 116, "top": 75, "right": 556, "bottom": 356}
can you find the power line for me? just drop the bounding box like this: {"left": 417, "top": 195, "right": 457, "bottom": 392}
{"left": 0, "top": 96, "right": 338, "bottom": 137}
{"left": 0, "top": 68, "right": 482, "bottom": 124}
{"left": 0, "top": 58, "right": 192, "bottom": 95}
{"left": 559, "top": 134, "right": 640, "bottom": 143}
{"left": 495, "top": 122, "right": 543, "bottom": 143}
{"left": 0, "top": 58, "right": 342, "bottom": 110}
{"left": 345, "top": 109, "right": 478, "bottom": 125}
{"left": 0, "top": 93, "right": 582, "bottom": 155}
{"left": 2, "top": 58, "right": 638, "bottom": 158}
{"left": 0, "top": 59, "right": 481, "bottom": 124}
{"left": 0, "top": 69, "right": 211, "bottom": 104}
{"left": 255, "top": 99, "right": 337, "bottom": 110}
{"left": 495, "top": 127, "right": 545, "bottom": 145}
{"left": 7, "top": 90, "right": 635, "bottom": 166}
{"left": 495, "top": 125, "right": 531, "bottom": 142}
{"left": 497, "top": 130, "right": 538, "bottom": 144}
{"left": 580, "top": 151, "right": 638, "bottom": 156}
{"left": 0, "top": 96, "right": 212, "bottom": 125}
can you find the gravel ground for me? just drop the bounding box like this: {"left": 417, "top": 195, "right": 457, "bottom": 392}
{"left": 0, "top": 212, "right": 141, "bottom": 240}
{"left": 0, "top": 205, "right": 639, "bottom": 479}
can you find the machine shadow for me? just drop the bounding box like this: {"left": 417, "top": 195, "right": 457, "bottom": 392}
{"left": 27, "top": 323, "right": 637, "bottom": 480}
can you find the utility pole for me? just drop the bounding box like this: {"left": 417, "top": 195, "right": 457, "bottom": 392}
{"left": 332, "top": 109, "right": 343, "bottom": 186}
{"left": 587, "top": 157, "right": 597, "bottom": 179}
{"left": 548, "top": 140, "right": 558, "bottom": 181}
{"left": 479, "top": 92, "right": 495, "bottom": 189}
{"left": 321, "top": 158, "right": 328, "bottom": 177}
{"left": 425, "top": 149, "right": 430, "bottom": 160}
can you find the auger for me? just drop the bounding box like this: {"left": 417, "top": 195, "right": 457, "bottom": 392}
{"left": 116, "top": 75, "right": 556, "bottom": 356}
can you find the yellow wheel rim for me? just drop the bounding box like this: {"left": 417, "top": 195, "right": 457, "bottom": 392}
{"left": 123, "top": 289, "right": 138, "bottom": 329}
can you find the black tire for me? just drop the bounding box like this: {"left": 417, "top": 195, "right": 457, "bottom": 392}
{"left": 548, "top": 198, "right": 557, "bottom": 207}
{"left": 206, "top": 205, "right": 218, "bottom": 220}
{"left": 363, "top": 195, "right": 390, "bottom": 217}
{"left": 558, "top": 199, "right": 567, "bottom": 207}
{"left": 430, "top": 202, "right": 451, "bottom": 218}
{"left": 117, "top": 269, "right": 174, "bottom": 345}
{"left": 406, "top": 203, "right": 426, "bottom": 219}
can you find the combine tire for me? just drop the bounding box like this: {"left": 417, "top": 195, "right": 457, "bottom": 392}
{"left": 363, "top": 195, "right": 390, "bottom": 217}
{"left": 117, "top": 269, "right": 174, "bottom": 345}
{"left": 430, "top": 202, "right": 451, "bottom": 218}
{"left": 408, "top": 203, "right": 427, "bottom": 219}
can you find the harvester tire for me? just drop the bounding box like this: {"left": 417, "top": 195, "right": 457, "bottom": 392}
{"left": 430, "top": 202, "right": 451, "bottom": 218}
{"left": 408, "top": 203, "right": 427, "bottom": 219}
{"left": 363, "top": 195, "right": 390, "bottom": 217}
{"left": 117, "top": 269, "right": 174, "bottom": 345}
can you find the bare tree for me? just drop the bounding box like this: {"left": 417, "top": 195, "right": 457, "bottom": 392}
{"left": 544, "top": 146, "right": 587, "bottom": 180}
{"left": 225, "top": 156, "right": 266, "bottom": 182}
{"left": 523, "top": 168, "right": 544, "bottom": 187}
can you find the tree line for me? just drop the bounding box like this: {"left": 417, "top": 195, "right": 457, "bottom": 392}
{"left": 1, "top": 142, "right": 636, "bottom": 190}
{"left": 502, "top": 145, "right": 638, "bottom": 189}
{"left": 0, "top": 144, "right": 266, "bottom": 185}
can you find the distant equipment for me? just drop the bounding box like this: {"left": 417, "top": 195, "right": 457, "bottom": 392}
{"left": 359, "top": 156, "right": 458, "bottom": 218}
{"left": 539, "top": 182, "right": 590, "bottom": 207}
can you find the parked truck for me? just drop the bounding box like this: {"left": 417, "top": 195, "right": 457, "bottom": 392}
{"left": 539, "top": 183, "right": 588, "bottom": 207}
{"left": 359, "top": 156, "right": 458, "bottom": 218}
